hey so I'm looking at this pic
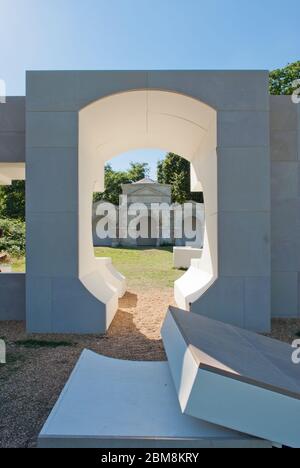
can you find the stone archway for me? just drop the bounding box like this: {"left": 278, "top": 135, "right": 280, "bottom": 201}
{"left": 79, "top": 90, "right": 218, "bottom": 331}
{"left": 26, "top": 71, "right": 270, "bottom": 334}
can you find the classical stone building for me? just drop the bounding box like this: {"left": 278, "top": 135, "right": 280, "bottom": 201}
{"left": 93, "top": 177, "right": 204, "bottom": 248}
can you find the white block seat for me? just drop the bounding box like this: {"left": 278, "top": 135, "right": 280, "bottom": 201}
{"left": 161, "top": 306, "right": 300, "bottom": 448}
{"left": 38, "top": 350, "right": 270, "bottom": 448}
{"left": 174, "top": 258, "right": 215, "bottom": 310}
{"left": 95, "top": 257, "right": 126, "bottom": 298}
{"left": 173, "top": 247, "right": 203, "bottom": 269}
{"left": 79, "top": 257, "right": 126, "bottom": 332}
{"left": 80, "top": 270, "right": 119, "bottom": 330}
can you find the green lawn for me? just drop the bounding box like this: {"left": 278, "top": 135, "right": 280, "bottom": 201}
{"left": 11, "top": 247, "right": 183, "bottom": 289}
{"left": 95, "top": 246, "right": 183, "bottom": 289}
{"left": 12, "top": 257, "right": 26, "bottom": 273}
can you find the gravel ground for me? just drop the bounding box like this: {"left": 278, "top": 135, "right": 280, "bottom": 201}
{"left": 0, "top": 288, "right": 173, "bottom": 448}
{"left": 0, "top": 288, "right": 300, "bottom": 448}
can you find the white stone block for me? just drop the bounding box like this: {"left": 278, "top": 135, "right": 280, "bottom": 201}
{"left": 162, "top": 307, "right": 300, "bottom": 448}
{"left": 173, "top": 247, "right": 203, "bottom": 269}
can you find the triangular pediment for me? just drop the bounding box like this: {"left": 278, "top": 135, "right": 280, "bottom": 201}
{"left": 127, "top": 186, "right": 169, "bottom": 197}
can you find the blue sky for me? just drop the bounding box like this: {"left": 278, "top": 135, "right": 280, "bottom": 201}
{"left": 1, "top": 0, "right": 299, "bottom": 178}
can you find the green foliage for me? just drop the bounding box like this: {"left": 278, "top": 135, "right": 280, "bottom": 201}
{"left": 95, "top": 246, "right": 182, "bottom": 289}
{"left": 94, "top": 162, "right": 150, "bottom": 205}
{"left": 171, "top": 171, "right": 187, "bottom": 205}
{"left": 157, "top": 153, "right": 203, "bottom": 204}
{"left": 95, "top": 156, "right": 201, "bottom": 206}
{"left": 0, "top": 218, "right": 26, "bottom": 257}
{"left": 269, "top": 61, "right": 300, "bottom": 95}
{"left": 0, "top": 181, "right": 25, "bottom": 220}
{"left": 127, "top": 162, "right": 150, "bottom": 182}
{"left": 94, "top": 165, "right": 129, "bottom": 205}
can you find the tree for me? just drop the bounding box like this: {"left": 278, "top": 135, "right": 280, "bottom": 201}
{"left": 157, "top": 153, "right": 203, "bottom": 204}
{"left": 127, "top": 162, "right": 150, "bottom": 182}
{"left": 94, "top": 162, "right": 150, "bottom": 205}
{"left": 172, "top": 172, "right": 188, "bottom": 205}
{"left": 0, "top": 218, "right": 26, "bottom": 257}
{"left": 0, "top": 181, "right": 25, "bottom": 221}
{"left": 269, "top": 61, "right": 300, "bottom": 95}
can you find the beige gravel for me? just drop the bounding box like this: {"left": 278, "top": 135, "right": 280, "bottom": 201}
{"left": 0, "top": 288, "right": 299, "bottom": 448}
{"left": 0, "top": 288, "right": 173, "bottom": 448}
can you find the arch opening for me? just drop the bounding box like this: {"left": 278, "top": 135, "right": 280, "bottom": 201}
{"left": 79, "top": 90, "right": 218, "bottom": 329}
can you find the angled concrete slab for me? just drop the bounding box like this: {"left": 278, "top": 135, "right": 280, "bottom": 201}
{"left": 38, "top": 350, "right": 270, "bottom": 448}
{"left": 161, "top": 307, "right": 300, "bottom": 448}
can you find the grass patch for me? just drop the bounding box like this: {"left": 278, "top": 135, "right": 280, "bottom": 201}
{"left": 10, "top": 247, "right": 185, "bottom": 288}
{"left": 13, "top": 246, "right": 185, "bottom": 288}
{"left": 14, "top": 339, "right": 75, "bottom": 349}
{"left": 94, "top": 246, "right": 183, "bottom": 289}
{"left": 12, "top": 256, "right": 26, "bottom": 272}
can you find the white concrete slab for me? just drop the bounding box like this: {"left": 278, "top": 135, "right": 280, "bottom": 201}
{"left": 38, "top": 350, "right": 270, "bottom": 448}
{"left": 95, "top": 257, "right": 126, "bottom": 298}
{"left": 161, "top": 307, "right": 300, "bottom": 448}
{"left": 173, "top": 247, "right": 202, "bottom": 269}
{"left": 174, "top": 259, "right": 214, "bottom": 310}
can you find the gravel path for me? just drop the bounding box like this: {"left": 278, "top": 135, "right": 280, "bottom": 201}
{"left": 0, "top": 288, "right": 299, "bottom": 448}
{"left": 0, "top": 288, "right": 173, "bottom": 448}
